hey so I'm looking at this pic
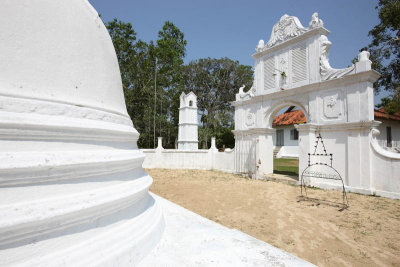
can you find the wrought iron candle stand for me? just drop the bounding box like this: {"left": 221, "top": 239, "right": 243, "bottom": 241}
{"left": 298, "top": 133, "right": 349, "bottom": 211}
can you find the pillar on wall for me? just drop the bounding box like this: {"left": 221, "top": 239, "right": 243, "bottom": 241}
{"left": 295, "top": 124, "right": 314, "bottom": 181}
{"left": 296, "top": 122, "right": 379, "bottom": 195}
{"left": 345, "top": 123, "right": 378, "bottom": 194}
{"left": 234, "top": 128, "right": 275, "bottom": 178}
{"left": 177, "top": 92, "right": 198, "bottom": 150}
{"left": 156, "top": 137, "right": 164, "bottom": 151}
{"left": 210, "top": 137, "right": 218, "bottom": 151}
{"left": 255, "top": 128, "right": 275, "bottom": 176}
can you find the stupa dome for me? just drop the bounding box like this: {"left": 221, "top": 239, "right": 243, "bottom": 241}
{"left": 0, "top": 1, "right": 163, "bottom": 266}
{"left": 0, "top": 0, "right": 127, "bottom": 117}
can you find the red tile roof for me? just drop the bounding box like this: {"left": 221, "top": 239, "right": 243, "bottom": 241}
{"left": 374, "top": 108, "right": 400, "bottom": 122}
{"left": 273, "top": 109, "right": 306, "bottom": 127}
{"left": 273, "top": 107, "right": 400, "bottom": 126}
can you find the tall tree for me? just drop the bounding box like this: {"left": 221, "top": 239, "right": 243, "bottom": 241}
{"left": 182, "top": 58, "right": 253, "bottom": 148}
{"left": 106, "top": 19, "right": 156, "bottom": 148}
{"left": 106, "top": 19, "right": 187, "bottom": 148}
{"left": 155, "top": 21, "right": 187, "bottom": 148}
{"left": 366, "top": 0, "right": 400, "bottom": 113}
{"left": 106, "top": 18, "right": 137, "bottom": 91}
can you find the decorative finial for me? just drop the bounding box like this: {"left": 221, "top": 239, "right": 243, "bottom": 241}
{"left": 256, "top": 39, "right": 264, "bottom": 52}
{"left": 309, "top": 12, "right": 324, "bottom": 29}
{"left": 238, "top": 85, "right": 245, "bottom": 94}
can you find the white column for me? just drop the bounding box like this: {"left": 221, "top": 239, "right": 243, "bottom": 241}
{"left": 210, "top": 137, "right": 218, "bottom": 151}
{"left": 256, "top": 128, "right": 275, "bottom": 176}
{"left": 157, "top": 137, "right": 164, "bottom": 150}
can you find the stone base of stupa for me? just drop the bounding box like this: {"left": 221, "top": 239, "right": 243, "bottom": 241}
{"left": 140, "top": 194, "right": 314, "bottom": 267}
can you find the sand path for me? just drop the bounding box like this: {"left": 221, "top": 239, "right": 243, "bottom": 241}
{"left": 149, "top": 169, "right": 400, "bottom": 267}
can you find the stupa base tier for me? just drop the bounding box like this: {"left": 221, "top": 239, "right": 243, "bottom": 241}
{"left": 0, "top": 97, "right": 164, "bottom": 266}
{"left": 0, "top": 194, "right": 164, "bottom": 267}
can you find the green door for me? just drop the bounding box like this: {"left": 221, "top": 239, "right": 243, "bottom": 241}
{"left": 276, "top": 129, "right": 284, "bottom": 146}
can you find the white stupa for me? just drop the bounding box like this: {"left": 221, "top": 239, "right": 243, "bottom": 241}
{"left": 0, "top": 1, "right": 163, "bottom": 265}
{"left": 177, "top": 92, "right": 198, "bottom": 150}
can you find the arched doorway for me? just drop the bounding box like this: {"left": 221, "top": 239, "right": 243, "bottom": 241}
{"left": 271, "top": 105, "right": 307, "bottom": 177}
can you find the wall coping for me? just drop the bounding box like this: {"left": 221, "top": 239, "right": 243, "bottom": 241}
{"left": 370, "top": 128, "right": 400, "bottom": 159}
{"left": 295, "top": 121, "right": 381, "bottom": 132}
{"left": 233, "top": 128, "right": 276, "bottom": 136}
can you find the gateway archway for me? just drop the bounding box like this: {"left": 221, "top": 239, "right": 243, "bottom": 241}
{"left": 233, "top": 13, "right": 380, "bottom": 192}
{"left": 267, "top": 101, "right": 309, "bottom": 129}
{"left": 271, "top": 105, "right": 307, "bottom": 176}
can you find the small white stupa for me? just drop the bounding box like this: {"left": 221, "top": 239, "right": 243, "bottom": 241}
{"left": 177, "top": 92, "right": 199, "bottom": 150}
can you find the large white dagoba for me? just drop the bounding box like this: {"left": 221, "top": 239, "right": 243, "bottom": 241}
{"left": 0, "top": 1, "right": 163, "bottom": 266}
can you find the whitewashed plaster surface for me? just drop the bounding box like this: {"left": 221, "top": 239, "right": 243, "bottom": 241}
{"left": 0, "top": 0, "right": 127, "bottom": 117}
{"left": 143, "top": 137, "right": 235, "bottom": 173}
{"left": 0, "top": 1, "right": 163, "bottom": 265}
{"left": 233, "top": 13, "right": 400, "bottom": 198}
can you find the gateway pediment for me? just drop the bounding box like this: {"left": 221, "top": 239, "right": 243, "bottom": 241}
{"left": 257, "top": 12, "right": 324, "bottom": 52}
{"left": 238, "top": 12, "right": 373, "bottom": 101}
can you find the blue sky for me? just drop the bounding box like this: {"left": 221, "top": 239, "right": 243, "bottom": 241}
{"left": 90, "top": 0, "right": 387, "bottom": 104}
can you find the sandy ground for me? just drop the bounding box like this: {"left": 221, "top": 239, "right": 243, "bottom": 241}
{"left": 148, "top": 169, "right": 400, "bottom": 267}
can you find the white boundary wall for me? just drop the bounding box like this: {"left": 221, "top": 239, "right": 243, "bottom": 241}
{"left": 370, "top": 128, "right": 400, "bottom": 198}
{"left": 142, "top": 137, "right": 235, "bottom": 173}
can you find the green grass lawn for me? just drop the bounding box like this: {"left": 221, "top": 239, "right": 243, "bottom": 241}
{"left": 273, "top": 158, "right": 299, "bottom": 176}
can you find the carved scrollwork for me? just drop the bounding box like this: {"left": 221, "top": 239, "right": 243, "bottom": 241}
{"left": 320, "top": 35, "right": 355, "bottom": 80}
{"left": 323, "top": 92, "right": 342, "bottom": 119}
{"left": 371, "top": 128, "right": 380, "bottom": 137}
{"left": 256, "top": 13, "right": 325, "bottom": 52}
{"left": 245, "top": 110, "right": 255, "bottom": 127}
{"left": 266, "top": 14, "right": 307, "bottom": 48}
{"left": 236, "top": 85, "right": 254, "bottom": 101}
{"left": 327, "top": 96, "right": 336, "bottom": 108}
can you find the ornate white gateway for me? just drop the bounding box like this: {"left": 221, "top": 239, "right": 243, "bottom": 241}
{"left": 234, "top": 13, "right": 400, "bottom": 198}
